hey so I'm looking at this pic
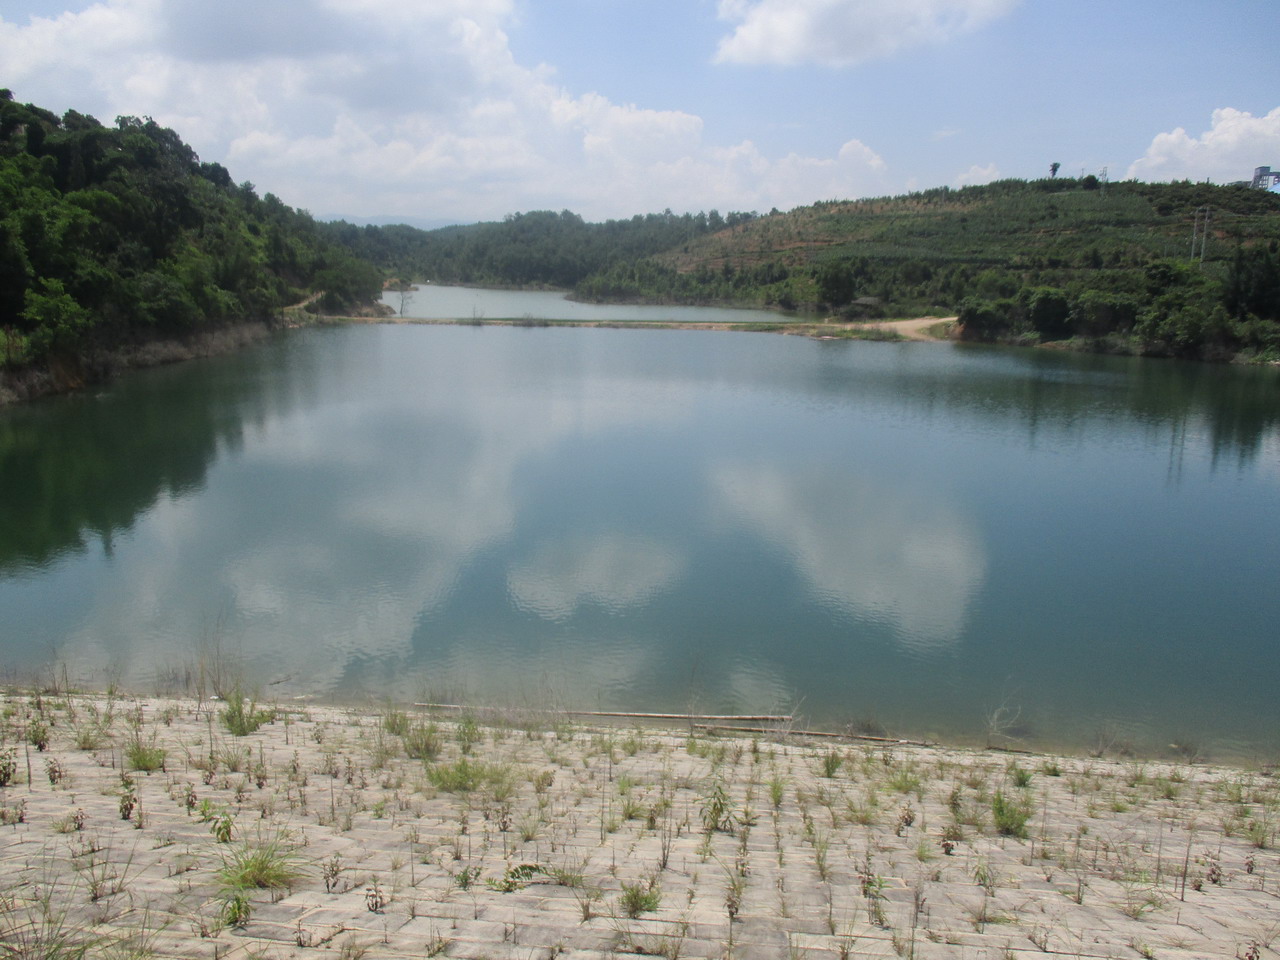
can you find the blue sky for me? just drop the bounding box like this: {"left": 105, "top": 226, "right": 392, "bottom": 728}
{"left": 3, "top": 0, "right": 1278, "bottom": 222}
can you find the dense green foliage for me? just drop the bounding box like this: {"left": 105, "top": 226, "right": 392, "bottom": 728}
{"left": 7, "top": 89, "right": 1277, "bottom": 369}
{"left": 1, "top": 91, "right": 380, "bottom": 368}
{"left": 324, "top": 207, "right": 760, "bottom": 291}
{"left": 328, "top": 175, "right": 1280, "bottom": 361}
{"left": 648, "top": 178, "right": 1280, "bottom": 359}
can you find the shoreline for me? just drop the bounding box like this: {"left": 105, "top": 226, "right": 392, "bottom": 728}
{"left": 331, "top": 312, "right": 958, "bottom": 341}
{"left": 1, "top": 689, "right": 1275, "bottom": 959}
{"left": 0, "top": 322, "right": 275, "bottom": 407}
{"left": 0, "top": 311, "right": 954, "bottom": 408}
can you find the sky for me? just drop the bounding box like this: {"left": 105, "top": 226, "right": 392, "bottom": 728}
{"left": 2, "top": 0, "right": 1279, "bottom": 224}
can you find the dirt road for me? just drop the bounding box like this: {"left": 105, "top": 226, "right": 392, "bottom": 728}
{"left": 872, "top": 315, "right": 956, "bottom": 340}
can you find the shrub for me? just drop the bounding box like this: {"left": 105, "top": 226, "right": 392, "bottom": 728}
{"left": 221, "top": 687, "right": 275, "bottom": 736}
{"left": 402, "top": 721, "right": 442, "bottom": 761}
{"left": 426, "top": 758, "right": 512, "bottom": 794}
{"left": 991, "top": 790, "right": 1031, "bottom": 838}
{"left": 125, "top": 734, "right": 166, "bottom": 772}
{"left": 26, "top": 720, "right": 50, "bottom": 752}
{"left": 618, "top": 878, "right": 661, "bottom": 918}
{"left": 217, "top": 833, "right": 306, "bottom": 893}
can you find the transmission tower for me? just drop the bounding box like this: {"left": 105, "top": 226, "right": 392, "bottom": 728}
{"left": 1190, "top": 205, "right": 1212, "bottom": 262}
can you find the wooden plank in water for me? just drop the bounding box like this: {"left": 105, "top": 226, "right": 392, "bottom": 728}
{"left": 413, "top": 702, "right": 792, "bottom": 723}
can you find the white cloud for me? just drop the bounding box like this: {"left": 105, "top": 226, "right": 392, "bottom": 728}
{"left": 714, "top": 0, "right": 1018, "bottom": 68}
{"left": 954, "top": 162, "right": 1000, "bottom": 187}
{"left": 1127, "top": 107, "right": 1280, "bottom": 184}
{"left": 0, "top": 0, "right": 897, "bottom": 219}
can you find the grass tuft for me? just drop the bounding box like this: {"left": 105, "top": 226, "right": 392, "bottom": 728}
{"left": 221, "top": 687, "right": 275, "bottom": 737}
{"left": 402, "top": 721, "right": 443, "bottom": 761}
{"left": 426, "top": 757, "right": 513, "bottom": 794}
{"left": 991, "top": 790, "right": 1031, "bottom": 838}
{"left": 618, "top": 877, "right": 662, "bottom": 918}
{"left": 217, "top": 832, "right": 307, "bottom": 893}
{"left": 124, "top": 734, "right": 166, "bottom": 773}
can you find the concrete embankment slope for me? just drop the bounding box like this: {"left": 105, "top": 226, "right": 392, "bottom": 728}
{"left": 0, "top": 694, "right": 1275, "bottom": 959}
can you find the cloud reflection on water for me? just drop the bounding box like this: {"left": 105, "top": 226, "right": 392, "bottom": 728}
{"left": 39, "top": 329, "right": 701, "bottom": 693}
{"left": 507, "top": 533, "right": 686, "bottom": 621}
{"left": 710, "top": 461, "right": 987, "bottom": 651}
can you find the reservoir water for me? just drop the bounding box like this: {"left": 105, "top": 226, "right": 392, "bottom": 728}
{"left": 3, "top": 313, "right": 1278, "bottom": 758}
{"left": 381, "top": 284, "right": 791, "bottom": 324}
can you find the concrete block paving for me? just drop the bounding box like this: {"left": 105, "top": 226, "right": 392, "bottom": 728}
{"left": 1, "top": 693, "right": 1276, "bottom": 960}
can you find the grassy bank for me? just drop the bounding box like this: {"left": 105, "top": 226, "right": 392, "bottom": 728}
{"left": 1, "top": 688, "right": 1276, "bottom": 959}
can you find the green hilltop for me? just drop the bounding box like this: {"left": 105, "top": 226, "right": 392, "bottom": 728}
{"left": 0, "top": 91, "right": 380, "bottom": 378}
{"left": 4, "top": 90, "right": 1279, "bottom": 379}
{"left": 339, "top": 178, "right": 1280, "bottom": 360}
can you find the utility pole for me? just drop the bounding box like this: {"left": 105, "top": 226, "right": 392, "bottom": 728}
{"left": 1190, "top": 206, "right": 1212, "bottom": 262}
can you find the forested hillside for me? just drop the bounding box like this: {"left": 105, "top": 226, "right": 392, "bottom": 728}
{"left": 582, "top": 178, "right": 1280, "bottom": 360}
{"left": 0, "top": 92, "right": 380, "bottom": 375}
{"left": 322, "top": 207, "right": 760, "bottom": 290}
{"left": 333, "top": 177, "right": 1280, "bottom": 361}
{"left": 5, "top": 88, "right": 1278, "bottom": 374}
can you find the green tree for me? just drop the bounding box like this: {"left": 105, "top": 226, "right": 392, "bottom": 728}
{"left": 1225, "top": 242, "right": 1280, "bottom": 322}
{"left": 1022, "top": 286, "right": 1071, "bottom": 339}
{"left": 0, "top": 219, "right": 31, "bottom": 324}
{"left": 957, "top": 296, "right": 1013, "bottom": 338}
{"left": 815, "top": 260, "right": 856, "bottom": 306}
{"left": 22, "top": 278, "right": 91, "bottom": 358}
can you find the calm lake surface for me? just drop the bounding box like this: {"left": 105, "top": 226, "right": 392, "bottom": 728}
{"left": 381, "top": 284, "right": 791, "bottom": 324}
{"left": 4, "top": 317, "right": 1279, "bottom": 758}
